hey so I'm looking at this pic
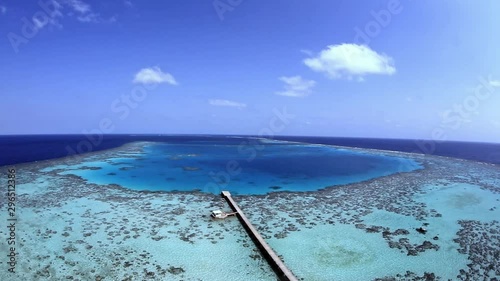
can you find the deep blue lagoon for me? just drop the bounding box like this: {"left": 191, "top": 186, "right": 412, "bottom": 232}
{"left": 43, "top": 138, "right": 422, "bottom": 194}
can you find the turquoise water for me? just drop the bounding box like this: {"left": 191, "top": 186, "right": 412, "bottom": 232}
{"left": 2, "top": 140, "right": 499, "bottom": 280}
{"left": 42, "top": 140, "right": 422, "bottom": 195}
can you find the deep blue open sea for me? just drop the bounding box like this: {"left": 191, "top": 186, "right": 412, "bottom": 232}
{"left": 1, "top": 134, "right": 499, "bottom": 166}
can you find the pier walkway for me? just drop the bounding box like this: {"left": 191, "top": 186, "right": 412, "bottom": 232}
{"left": 221, "top": 191, "right": 299, "bottom": 281}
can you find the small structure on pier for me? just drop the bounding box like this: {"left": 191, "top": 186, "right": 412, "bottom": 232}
{"left": 210, "top": 210, "right": 237, "bottom": 219}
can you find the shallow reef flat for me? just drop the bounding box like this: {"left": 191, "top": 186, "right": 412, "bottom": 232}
{"left": 0, "top": 141, "right": 499, "bottom": 280}
{"left": 0, "top": 144, "right": 277, "bottom": 280}
{"left": 236, "top": 155, "right": 500, "bottom": 280}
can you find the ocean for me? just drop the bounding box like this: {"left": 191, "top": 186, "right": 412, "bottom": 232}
{"left": 0, "top": 135, "right": 499, "bottom": 280}
{"left": 1, "top": 134, "right": 500, "bottom": 166}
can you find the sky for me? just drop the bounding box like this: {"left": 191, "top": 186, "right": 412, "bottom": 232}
{"left": 0, "top": 0, "right": 499, "bottom": 142}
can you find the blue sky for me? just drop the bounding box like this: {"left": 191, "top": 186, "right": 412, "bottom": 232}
{"left": 1, "top": 0, "right": 499, "bottom": 142}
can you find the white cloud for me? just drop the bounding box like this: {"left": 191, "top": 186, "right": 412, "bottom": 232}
{"left": 23, "top": 0, "right": 113, "bottom": 31}
{"left": 77, "top": 13, "right": 100, "bottom": 23}
{"left": 63, "top": 0, "right": 115, "bottom": 23}
{"left": 1, "top": 5, "right": 7, "bottom": 15}
{"left": 276, "top": 76, "right": 316, "bottom": 97}
{"left": 133, "top": 67, "right": 177, "bottom": 85}
{"left": 32, "top": 4, "right": 64, "bottom": 31}
{"left": 124, "top": 0, "right": 133, "bottom": 8}
{"left": 66, "top": 0, "right": 91, "bottom": 14}
{"left": 209, "top": 99, "right": 246, "bottom": 108}
{"left": 490, "top": 80, "right": 500, "bottom": 87}
{"left": 304, "top": 43, "right": 396, "bottom": 80}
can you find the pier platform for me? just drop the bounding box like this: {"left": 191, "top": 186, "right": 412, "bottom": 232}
{"left": 221, "top": 191, "right": 299, "bottom": 281}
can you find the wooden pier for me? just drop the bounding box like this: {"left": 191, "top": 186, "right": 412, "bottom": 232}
{"left": 221, "top": 191, "right": 299, "bottom": 281}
